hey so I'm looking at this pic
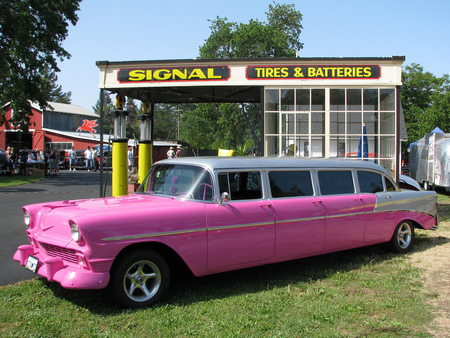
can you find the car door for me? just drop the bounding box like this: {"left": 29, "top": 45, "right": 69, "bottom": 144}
{"left": 357, "top": 170, "right": 395, "bottom": 243}
{"left": 267, "top": 170, "right": 326, "bottom": 259}
{"left": 318, "top": 170, "right": 367, "bottom": 251}
{"left": 205, "top": 171, "right": 275, "bottom": 272}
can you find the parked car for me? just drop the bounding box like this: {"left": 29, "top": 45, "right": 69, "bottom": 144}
{"left": 14, "top": 157, "right": 438, "bottom": 308}
{"left": 58, "top": 150, "right": 70, "bottom": 169}
{"left": 0, "top": 148, "right": 13, "bottom": 174}
{"left": 74, "top": 149, "right": 112, "bottom": 170}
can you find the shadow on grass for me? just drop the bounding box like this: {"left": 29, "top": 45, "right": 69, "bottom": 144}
{"left": 42, "top": 235, "right": 449, "bottom": 315}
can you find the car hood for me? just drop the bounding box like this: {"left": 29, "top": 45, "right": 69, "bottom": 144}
{"left": 25, "top": 193, "right": 204, "bottom": 246}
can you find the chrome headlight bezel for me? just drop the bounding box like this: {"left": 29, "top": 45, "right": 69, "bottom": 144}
{"left": 71, "top": 222, "right": 80, "bottom": 242}
{"left": 24, "top": 210, "right": 31, "bottom": 227}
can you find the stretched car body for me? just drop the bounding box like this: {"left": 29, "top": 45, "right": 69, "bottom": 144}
{"left": 14, "top": 157, "right": 438, "bottom": 307}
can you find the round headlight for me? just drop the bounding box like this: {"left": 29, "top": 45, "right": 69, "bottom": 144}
{"left": 24, "top": 211, "right": 31, "bottom": 227}
{"left": 71, "top": 223, "right": 80, "bottom": 242}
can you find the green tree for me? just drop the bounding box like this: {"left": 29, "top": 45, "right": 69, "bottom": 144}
{"left": 215, "top": 103, "right": 249, "bottom": 149}
{"left": 41, "top": 67, "right": 72, "bottom": 103}
{"left": 153, "top": 104, "right": 181, "bottom": 140}
{"left": 401, "top": 64, "right": 450, "bottom": 143}
{"left": 93, "top": 91, "right": 115, "bottom": 136}
{"left": 195, "top": 2, "right": 303, "bottom": 154}
{"left": 180, "top": 103, "right": 220, "bottom": 154}
{"left": 199, "top": 2, "right": 303, "bottom": 58}
{"left": 0, "top": 0, "right": 81, "bottom": 131}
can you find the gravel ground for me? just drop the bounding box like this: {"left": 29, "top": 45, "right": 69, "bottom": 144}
{"left": 409, "top": 200, "right": 450, "bottom": 337}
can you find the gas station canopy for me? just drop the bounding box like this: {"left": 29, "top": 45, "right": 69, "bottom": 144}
{"left": 96, "top": 56, "right": 404, "bottom": 104}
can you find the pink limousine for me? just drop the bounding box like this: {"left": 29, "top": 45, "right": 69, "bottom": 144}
{"left": 14, "top": 157, "right": 438, "bottom": 308}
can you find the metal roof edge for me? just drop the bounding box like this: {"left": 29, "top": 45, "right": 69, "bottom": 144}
{"left": 96, "top": 56, "right": 405, "bottom": 67}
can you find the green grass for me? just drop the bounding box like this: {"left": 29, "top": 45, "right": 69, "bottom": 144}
{"left": 2, "top": 190, "right": 448, "bottom": 337}
{"left": 0, "top": 246, "right": 435, "bottom": 337}
{"left": 0, "top": 173, "right": 44, "bottom": 187}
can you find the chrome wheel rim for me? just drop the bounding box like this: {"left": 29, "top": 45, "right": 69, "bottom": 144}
{"left": 123, "top": 260, "right": 161, "bottom": 302}
{"left": 397, "top": 223, "right": 412, "bottom": 249}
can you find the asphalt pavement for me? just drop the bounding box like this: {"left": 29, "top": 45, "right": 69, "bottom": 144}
{"left": 0, "top": 169, "right": 112, "bottom": 287}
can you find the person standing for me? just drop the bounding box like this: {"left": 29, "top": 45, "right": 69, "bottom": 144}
{"left": 84, "top": 146, "right": 93, "bottom": 172}
{"left": 92, "top": 147, "right": 99, "bottom": 172}
{"left": 36, "top": 149, "right": 44, "bottom": 162}
{"left": 166, "top": 147, "right": 175, "bottom": 159}
{"left": 174, "top": 146, "right": 182, "bottom": 158}
{"left": 6, "top": 146, "right": 11, "bottom": 161}
{"left": 9, "top": 147, "right": 17, "bottom": 170}
{"left": 127, "top": 146, "right": 133, "bottom": 171}
{"left": 49, "top": 147, "right": 59, "bottom": 176}
{"left": 68, "top": 147, "right": 76, "bottom": 172}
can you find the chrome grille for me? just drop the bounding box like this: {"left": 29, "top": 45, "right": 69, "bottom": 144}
{"left": 40, "top": 243, "right": 78, "bottom": 264}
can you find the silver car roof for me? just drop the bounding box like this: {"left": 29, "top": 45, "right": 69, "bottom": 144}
{"left": 154, "top": 157, "right": 391, "bottom": 175}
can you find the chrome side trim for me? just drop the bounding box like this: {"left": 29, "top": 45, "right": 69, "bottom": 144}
{"left": 101, "top": 209, "right": 436, "bottom": 242}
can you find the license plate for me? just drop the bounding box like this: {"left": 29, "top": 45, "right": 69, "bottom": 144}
{"left": 25, "top": 255, "right": 39, "bottom": 273}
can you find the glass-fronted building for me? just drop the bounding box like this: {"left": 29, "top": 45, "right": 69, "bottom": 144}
{"left": 264, "top": 87, "right": 397, "bottom": 174}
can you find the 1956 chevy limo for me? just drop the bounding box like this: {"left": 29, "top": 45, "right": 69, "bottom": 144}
{"left": 14, "top": 157, "right": 438, "bottom": 308}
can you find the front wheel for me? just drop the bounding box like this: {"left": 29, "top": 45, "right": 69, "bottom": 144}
{"left": 109, "top": 249, "right": 170, "bottom": 308}
{"left": 389, "top": 221, "right": 414, "bottom": 253}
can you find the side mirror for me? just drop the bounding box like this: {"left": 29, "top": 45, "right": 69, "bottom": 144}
{"left": 219, "top": 192, "right": 230, "bottom": 205}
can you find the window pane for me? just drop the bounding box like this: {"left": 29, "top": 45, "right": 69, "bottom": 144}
{"left": 282, "top": 114, "right": 295, "bottom": 134}
{"left": 347, "top": 136, "right": 360, "bottom": 157}
{"left": 380, "top": 159, "right": 395, "bottom": 177}
{"left": 311, "top": 136, "right": 325, "bottom": 157}
{"left": 296, "top": 113, "right": 309, "bottom": 134}
{"left": 380, "top": 137, "right": 395, "bottom": 158}
{"left": 347, "top": 112, "right": 362, "bottom": 134}
{"left": 385, "top": 177, "right": 396, "bottom": 191}
{"left": 363, "top": 112, "right": 377, "bottom": 134}
{"left": 269, "top": 171, "right": 313, "bottom": 197}
{"left": 281, "top": 89, "right": 294, "bottom": 111}
{"left": 347, "top": 89, "right": 362, "bottom": 111}
{"left": 311, "top": 89, "right": 325, "bottom": 111}
{"left": 299, "top": 138, "right": 310, "bottom": 157}
{"left": 318, "top": 171, "right": 354, "bottom": 195}
{"left": 330, "top": 137, "right": 346, "bottom": 157}
{"left": 265, "top": 136, "right": 279, "bottom": 156}
{"left": 357, "top": 171, "right": 383, "bottom": 193}
{"left": 218, "top": 172, "right": 229, "bottom": 195}
{"left": 330, "top": 89, "right": 345, "bottom": 111}
{"left": 225, "top": 171, "right": 262, "bottom": 200}
{"left": 265, "top": 113, "right": 279, "bottom": 134}
{"left": 311, "top": 112, "right": 325, "bottom": 134}
{"left": 282, "top": 137, "right": 297, "bottom": 156}
{"left": 296, "top": 89, "right": 310, "bottom": 111}
{"left": 380, "top": 112, "right": 395, "bottom": 134}
{"left": 380, "top": 89, "right": 395, "bottom": 111}
{"left": 330, "top": 112, "right": 345, "bottom": 134}
{"left": 363, "top": 89, "right": 378, "bottom": 111}
{"left": 146, "top": 164, "right": 211, "bottom": 200}
{"left": 265, "top": 89, "right": 279, "bottom": 111}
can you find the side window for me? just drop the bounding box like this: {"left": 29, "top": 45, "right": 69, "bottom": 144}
{"left": 269, "top": 171, "right": 313, "bottom": 198}
{"left": 385, "top": 176, "right": 396, "bottom": 191}
{"left": 218, "top": 171, "right": 262, "bottom": 200}
{"left": 318, "top": 170, "right": 354, "bottom": 195}
{"left": 357, "top": 171, "right": 383, "bottom": 193}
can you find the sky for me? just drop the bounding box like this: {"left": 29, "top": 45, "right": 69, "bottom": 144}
{"left": 56, "top": 0, "right": 450, "bottom": 111}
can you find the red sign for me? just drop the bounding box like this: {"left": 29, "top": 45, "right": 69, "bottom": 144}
{"left": 76, "top": 120, "right": 98, "bottom": 136}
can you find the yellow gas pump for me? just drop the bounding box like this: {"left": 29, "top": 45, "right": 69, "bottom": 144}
{"left": 137, "top": 101, "right": 153, "bottom": 184}
{"left": 109, "top": 94, "right": 128, "bottom": 197}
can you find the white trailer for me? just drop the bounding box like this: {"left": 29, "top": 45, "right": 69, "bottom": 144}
{"left": 409, "top": 131, "right": 450, "bottom": 191}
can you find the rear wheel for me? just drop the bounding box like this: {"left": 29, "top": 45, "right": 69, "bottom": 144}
{"left": 389, "top": 221, "right": 414, "bottom": 253}
{"left": 109, "top": 249, "right": 170, "bottom": 308}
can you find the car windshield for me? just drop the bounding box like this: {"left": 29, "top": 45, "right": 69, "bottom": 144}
{"left": 137, "top": 164, "right": 214, "bottom": 200}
